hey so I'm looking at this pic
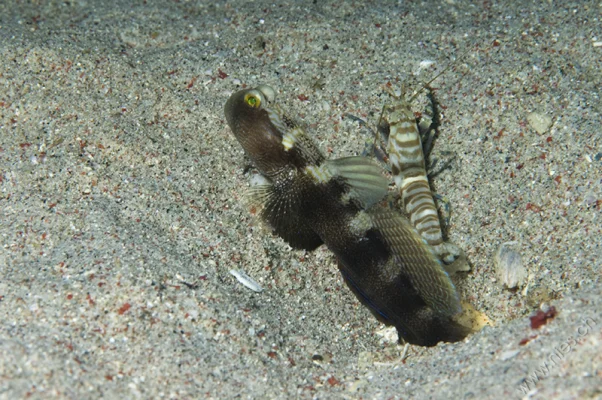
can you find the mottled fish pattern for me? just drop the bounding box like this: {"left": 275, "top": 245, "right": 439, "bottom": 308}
{"left": 379, "top": 89, "right": 469, "bottom": 273}
{"left": 224, "top": 85, "right": 471, "bottom": 346}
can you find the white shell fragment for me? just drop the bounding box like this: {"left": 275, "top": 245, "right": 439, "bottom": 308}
{"left": 495, "top": 242, "right": 528, "bottom": 289}
{"left": 229, "top": 269, "right": 263, "bottom": 292}
{"left": 499, "top": 349, "right": 520, "bottom": 361}
{"left": 249, "top": 172, "right": 271, "bottom": 187}
{"left": 526, "top": 112, "right": 552, "bottom": 134}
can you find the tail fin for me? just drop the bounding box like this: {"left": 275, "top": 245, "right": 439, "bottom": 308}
{"left": 339, "top": 260, "right": 472, "bottom": 346}
{"left": 400, "top": 307, "right": 473, "bottom": 347}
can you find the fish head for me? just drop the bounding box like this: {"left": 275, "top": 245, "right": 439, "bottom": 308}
{"left": 225, "top": 85, "right": 290, "bottom": 176}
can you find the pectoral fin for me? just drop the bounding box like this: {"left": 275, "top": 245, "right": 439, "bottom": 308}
{"left": 246, "top": 182, "right": 323, "bottom": 251}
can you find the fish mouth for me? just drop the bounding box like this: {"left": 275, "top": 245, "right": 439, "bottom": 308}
{"left": 255, "top": 84, "right": 276, "bottom": 102}
{"left": 224, "top": 89, "right": 245, "bottom": 130}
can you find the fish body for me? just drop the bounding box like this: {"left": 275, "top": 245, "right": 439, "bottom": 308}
{"left": 224, "top": 85, "right": 470, "bottom": 346}
{"left": 380, "top": 89, "right": 469, "bottom": 273}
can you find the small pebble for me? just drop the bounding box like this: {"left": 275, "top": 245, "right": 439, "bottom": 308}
{"left": 495, "top": 242, "right": 527, "bottom": 289}
{"left": 527, "top": 112, "right": 552, "bottom": 134}
{"left": 499, "top": 349, "right": 520, "bottom": 361}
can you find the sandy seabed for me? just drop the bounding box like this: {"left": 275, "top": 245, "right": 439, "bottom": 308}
{"left": 0, "top": 1, "right": 600, "bottom": 399}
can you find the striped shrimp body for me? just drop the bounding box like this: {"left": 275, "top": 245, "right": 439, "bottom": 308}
{"left": 381, "top": 88, "right": 469, "bottom": 273}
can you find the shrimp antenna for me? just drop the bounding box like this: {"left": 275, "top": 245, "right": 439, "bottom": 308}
{"left": 408, "top": 47, "right": 473, "bottom": 103}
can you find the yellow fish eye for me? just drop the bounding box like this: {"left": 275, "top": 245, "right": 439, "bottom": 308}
{"left": 244, "top": 93, "right": 261, "bottom": 108}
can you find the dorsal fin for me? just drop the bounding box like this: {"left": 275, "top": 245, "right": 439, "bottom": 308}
{"left": 370, "top": 208, "right": 462, "bottom": 316}
{"left": 305, "top": 156, "right": 389, "bottom": 209}
{"left": 328, "top": 157, "right": 390, "bottom": 208}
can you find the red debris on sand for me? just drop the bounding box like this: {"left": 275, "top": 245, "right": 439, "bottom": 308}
{"left": 118, "top": 303, "right": 131, "bottom": 315}
{"left": 530, "top": 306, "right": 557, "bottom": 329}
{"left": 217, "top": 69, "right": 228, "bottom": 79}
